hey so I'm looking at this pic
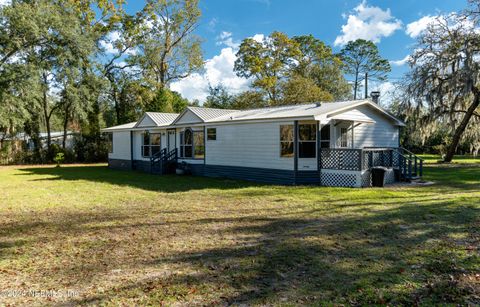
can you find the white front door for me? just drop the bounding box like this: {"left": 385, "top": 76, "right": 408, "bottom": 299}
{"left": 168, "top": 130, "right": 176, "bottom": 152}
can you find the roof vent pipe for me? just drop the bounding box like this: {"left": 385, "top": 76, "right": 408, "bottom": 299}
{"left": 370, "top": 91, "right": 380, "bottom": 104}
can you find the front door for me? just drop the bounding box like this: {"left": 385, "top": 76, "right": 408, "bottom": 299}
{"left": 167, "top": 130, "right": 176, "bottom": 152}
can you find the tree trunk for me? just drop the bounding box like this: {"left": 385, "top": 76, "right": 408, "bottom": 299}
{"left": 62, "top": 104, "right": 70, "bottom": 150}
{"left": 444, "top": 93, "right": 480, "bottom": 162}
{"left": 353, "top": 70, "right": 358, "bottom": 100}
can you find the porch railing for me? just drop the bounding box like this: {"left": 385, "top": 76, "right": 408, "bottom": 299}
{"left": 320, "top": 147, "right": 423, "bottom": 180}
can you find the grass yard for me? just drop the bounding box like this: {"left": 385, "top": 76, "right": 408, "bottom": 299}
{"left": 0, "top": 163, "right": 479, "bottom": 306}
{"left": 419, "top": 154, "right": 480, "bottom": 164}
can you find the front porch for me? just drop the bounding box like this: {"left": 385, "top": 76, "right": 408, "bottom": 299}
{"left": 319, "top": 147, "right": 424, "bottom": 187}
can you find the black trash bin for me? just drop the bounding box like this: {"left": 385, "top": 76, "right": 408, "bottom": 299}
{"left": 371, "top": 167, "right": 387, "bottom": 187}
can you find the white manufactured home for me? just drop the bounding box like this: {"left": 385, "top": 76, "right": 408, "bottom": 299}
{"left": 102, "top": 99, "right": 423, "bottom": 187}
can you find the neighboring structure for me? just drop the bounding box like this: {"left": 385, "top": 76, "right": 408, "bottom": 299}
{"left": 102, "top": 99, "right": 424, "bottom": 187}
{"left": 0, "top": 131, "right": 77, "bottom": 151}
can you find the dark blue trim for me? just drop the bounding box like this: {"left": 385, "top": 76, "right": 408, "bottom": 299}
{"left": 132, "top": 160, "right": 151, "bottom": 173}
{"left": 109, "top": 159, "right": 132, "bottom": 170}
{"left": 296, "top": 171, "right": 321, "bottom": 185}
{"left": 204, "top": 164, "right": 295, "bottom": 185}
{"left": 189, "top": 163, "right": 205, "bottom": 176}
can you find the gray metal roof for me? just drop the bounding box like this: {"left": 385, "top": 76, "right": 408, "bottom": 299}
{"left": 102, "top": 99, "right": 404, "bottom": 131}
{"left": 187, "top": 106, "right": 237, "bottom": 122}
{"left": 102, "top": 122, "right": 137, "bottom": 132}
{"left": 145, "top": 112, "right": 179, "bottom": 126}
{"left": 205, "top": 100, "right": 371, "bottom": 122}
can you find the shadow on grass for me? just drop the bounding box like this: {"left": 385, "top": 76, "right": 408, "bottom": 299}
{"left": 15, "top": 164, "right": 480, "bottom": 195}
{"left": 9, "top": 199, "right": 472, "bottom": 305}
{"left": 16, "top": 165, "right": 266, "bottom": 193}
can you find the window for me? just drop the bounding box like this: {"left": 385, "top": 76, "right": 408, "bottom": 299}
{"left": 194, "top": 131, "right": 205, "bottom": 158}
{"left": 107, "top": 133, "right": 113, "bottom": 153}
{"left": 180, "top": 129, "right": 193, "bottom": 158}
{"left": 299, "top": 124, "right": 316, "bottom": 158}
{"left": 340, "top": 127, "right": 348, "bottom": 148}
{"left": 207, "top": 128, "right": 216, "bottom": 140}
{"left": 142, "top": 132, "right": 161, "bottom": 157}
{"left": 320, "top": 125, "right": 330, "bottom": 149}
{"left": 280, "top": 125, "right": 294, "bottom": 157}
{"left": 180, "top": 128, "right": 204, "bottom": 159}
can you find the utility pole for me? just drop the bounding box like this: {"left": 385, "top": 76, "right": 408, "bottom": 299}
{"left": 364, "top": 72, "right": 368, "bottom": 99}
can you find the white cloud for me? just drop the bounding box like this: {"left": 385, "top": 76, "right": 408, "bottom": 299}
{"left": 405, "top": 15, "right": 437, "bottom": 38}
{"left": 371, "top": 81, "right": 397, "bottom": 106}
{"left": 216, "top": 31, "right": 239, "bottom": 49}
{"left": 390, "top": 55, "right": 411, "bottom": 66}
{"left": 100, "top": 31, "right": 121, "bottom": 54}
{"left": 170, "top": 42, "right": 252, "bottom": 103}
{"left": 334, "top": 0, "right": 402, "bottom": 46}
{"left": 251, "top": 34, "right": 265, "bottom": 43}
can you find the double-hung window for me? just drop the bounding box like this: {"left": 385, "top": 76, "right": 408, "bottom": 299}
{"left": 180, "top": 129, "right": 193, "bottom": 158}
{"left": 280, "top": 125, "right": 294, "bottom": 157}
{"left": 142, "top": 132, "right": 161, "bottom": 157}
{"left": 194, "top": 131, "right": 205, "bottom": 158}
{"left": 207, "top": 128, "right": 216, "bottom": 141}
{"left": 180, "top": 128, "right": 204, "bottom": 159}
{"left": 298, "top": 124, "right": 316, "bottom": 158}
{"left": 320, "top": 125, "right": 330, "bottom": 149}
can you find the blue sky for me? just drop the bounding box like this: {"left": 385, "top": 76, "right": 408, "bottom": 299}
{"left": 123, "top": 0, "right": 467, "bottom": 103}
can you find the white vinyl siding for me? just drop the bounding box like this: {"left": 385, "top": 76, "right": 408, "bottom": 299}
{"left": 351, "top": 105, "right": 399, "bottom": 148}
{"left": 205, "top": 121, "right": 294, "bottom": 170}
{"left": 175, "top": 110, "right": 203, "bottom": 125}
{"left": 135, "top": 115, "right": 156, "bottom": 128}
{"left": 109, "top": 131, "right": 131, "bottom": 160}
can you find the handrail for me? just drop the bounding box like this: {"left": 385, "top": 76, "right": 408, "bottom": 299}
{"left": 399, "top": 147, "right": 424, "bottom": 161}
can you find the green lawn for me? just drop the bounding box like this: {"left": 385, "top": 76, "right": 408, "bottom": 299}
{"left": 0, "top": 163, "right": 479, "bottom": 306}
{"left": 419, "top": 154, "right": 480, "bottom": 164}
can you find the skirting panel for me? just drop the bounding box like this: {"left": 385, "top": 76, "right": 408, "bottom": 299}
{"left": 204, "top": 164, "right": 295, "bottom": 185}
{"left": 188, "top": 164, "right": 205, "bottom": 176}
{"left": 108, "top": 159, "right": 132, "bottom": 170}
{"left": 296, "top": 171, "right": 321, "bottom": 185}
{"left": 132, "top": 160, "right": 151, "bottom": 173}
{"left": 321, "top": 169, "right": 361, "bottom": 188}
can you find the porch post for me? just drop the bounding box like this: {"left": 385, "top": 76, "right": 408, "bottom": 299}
{"left": 294, "top": 120, "right": 298, "bottom": 185}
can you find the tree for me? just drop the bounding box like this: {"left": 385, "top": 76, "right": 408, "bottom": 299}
{"left": 204, "top": 84, "right": 234, "bottom": 109}
{"left": 234, "top": 31, "right": 301, "bottom": 104}
{"left": 144, "top": 87, "right": 189, "bottom": 113}
{"left": 339, "top": 39, "right": 390, "bottom": 100}
{"left": 402, "top": 11, "right": 480, "bottom": 162}
{"left": 231, "top": 91, "right": 266, "bottom": 110}
{"left": 280, "top": 75, "right": 333, "bottom": 104}
{"left": 292, "top": 35, "right": 351, "bottom": 100}
{"left": 137, "top": 0, "right": 203, "bottom": 89}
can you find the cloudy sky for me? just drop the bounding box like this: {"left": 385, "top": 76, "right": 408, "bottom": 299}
{"left": 123, "top": 0, "right": 466, "bottom": 103}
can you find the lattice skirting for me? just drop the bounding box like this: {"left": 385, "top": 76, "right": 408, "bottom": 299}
{"left": 320, "top": 170, "right": 361, "bottom": 188}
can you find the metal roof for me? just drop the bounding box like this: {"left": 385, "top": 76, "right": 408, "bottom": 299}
{"left": 102, "top": 122, "right": 137, "bottom": 132}
{"left": 187, "top": 106, "right": 237, "bottom": 122}
{"left": 205, "top": 100, "right": 369, "bottom": 122}
{"left": 144, "top": 112, "right": 179, "bottom": 126}
{"left": 102, "top": 99, "right": 404, "bottom": 131}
